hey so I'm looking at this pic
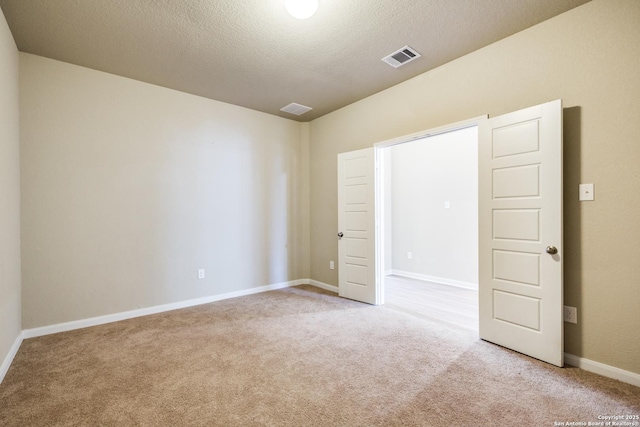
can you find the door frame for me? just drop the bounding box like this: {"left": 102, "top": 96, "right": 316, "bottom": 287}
{"left": 372, "top": 115, "right": 488, "bottom": 305}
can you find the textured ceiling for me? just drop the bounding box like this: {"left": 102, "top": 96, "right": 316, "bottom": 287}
{"left": 0, "top": 0, "right": 590, "bottom": 121}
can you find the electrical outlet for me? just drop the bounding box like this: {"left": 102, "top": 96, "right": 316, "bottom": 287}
{"left": 329, "top": 261, "right": 335, "bottom": 270}
{"left": 579, "top": 183, "right": 594, "bottom": 201}
{"left": 407, "top": 252, "right": 412, "bottom": 260}
{"left": 198, "top": 269, "right": 205, "bottom": 279}
{"left": 563, "top": 305, "right": 577, "bottom": 324}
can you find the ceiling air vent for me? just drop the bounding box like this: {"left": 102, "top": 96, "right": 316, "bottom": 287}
{"left": 381, "top": 46, "right": 421, "bottom": 68}
{"left": 280, "top": 102, "right": 313, "bottom": 116}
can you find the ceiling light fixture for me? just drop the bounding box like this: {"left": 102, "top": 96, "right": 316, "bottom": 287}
{"left": 285, "top": 0, "right": 318, "bottom": 19}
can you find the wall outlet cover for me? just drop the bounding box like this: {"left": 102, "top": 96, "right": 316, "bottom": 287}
{"left": 563, "top": 305, "right": 577, "bottom": 324}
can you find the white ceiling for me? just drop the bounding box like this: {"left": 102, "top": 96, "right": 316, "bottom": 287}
{"left": 0, "top": 0, "right": 590, "bottom": 121}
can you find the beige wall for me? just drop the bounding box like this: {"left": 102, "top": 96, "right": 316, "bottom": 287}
{"left": 20, "top": 54, "right": 308, "bottom": 329}
{"left": 309, "top": 0, "right": 640, "bottom": 374}
{"left": 0, "top": 11, "right": 21, "bottom": 370}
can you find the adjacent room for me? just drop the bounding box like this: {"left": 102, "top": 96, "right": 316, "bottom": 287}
{"left": 382, "top": 126, "right": 479, "bottom": 331}
{"left": 1, "top": 0, "right": 639, "bottom": 425}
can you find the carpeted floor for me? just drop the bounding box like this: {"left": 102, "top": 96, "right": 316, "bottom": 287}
{"left": 1, "top": 285, "right": 638, "bottom": 426}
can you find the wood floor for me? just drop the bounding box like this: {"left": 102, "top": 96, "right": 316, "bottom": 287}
{"left": 384, "top": 274, "right": 479, "bottom": 331}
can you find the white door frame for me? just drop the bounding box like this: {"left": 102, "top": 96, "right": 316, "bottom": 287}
{"left": 373, "top": 115, "right": 488, "bottom": 304}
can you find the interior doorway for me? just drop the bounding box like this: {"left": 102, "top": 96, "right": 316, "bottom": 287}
{"left": 378, "top": 125, "right": 479, "bottom": 331}
{"left": 338, "top": 101, "right": 562, "bottom": 364}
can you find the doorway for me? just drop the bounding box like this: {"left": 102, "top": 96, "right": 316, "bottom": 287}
{"left": 339, "top": 100, "right": 563, "bottom": 366}
{"left": 379, "top": 126, "right": 479, "bottom": 331}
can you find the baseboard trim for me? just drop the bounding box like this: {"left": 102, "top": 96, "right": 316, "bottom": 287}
{"left": 565, "top": 353, "right": 640, "bottom": 388}
{"left": 390, "top": 269, "right": 478, "bottom": 291}
{"left": 0, "top": 332, "right": 24, "bottom": 384}
{"left": 23, "top": 279, "right": 308, "bottom": 339}
{"left": 309, "top": 279, "right": 339, "bottom": 293}
{"left": 13, "top": 281, "right": 639, "bottom": 389}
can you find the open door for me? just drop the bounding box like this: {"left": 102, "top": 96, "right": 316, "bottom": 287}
{"left": 479, "top": 100, "right": 563, "bottom": 367}
{"left": 337, "top": 147, "right": 380, "bottom": 305}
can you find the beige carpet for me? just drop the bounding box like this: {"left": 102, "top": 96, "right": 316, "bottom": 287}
{"left": 1, "top": 285, "right": 638, "bottom": 426}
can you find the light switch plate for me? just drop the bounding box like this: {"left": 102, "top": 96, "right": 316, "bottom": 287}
{"left": 579, "top": 183, "right": 594, "bottom": 201}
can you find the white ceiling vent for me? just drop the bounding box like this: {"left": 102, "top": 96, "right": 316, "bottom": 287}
{"left": 381, "top": 46, "right": 421, "bottom": 68}
{"left": 280, "top": 102, "right": 313, "bottom": 116}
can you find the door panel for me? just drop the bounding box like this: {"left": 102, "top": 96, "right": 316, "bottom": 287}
{"left": 493, "top": 250, "right": 540, "bottom": 286}
{"left": 492, "top": 119, "right": 540, "bottom": 157}
{"left": 479, "top": 100, "right": 563, "bottom": 367}
{"left": 492, "top": 209, "right": 540, "bottom": 241}
{"left": 493, "top": 165, "right": 540, "bottom": 197}
{"left": 493, "top": 290, "right": 540, "bottom": 331}
{"left": 338, "top": 148, "right": 378, "bottom": 305}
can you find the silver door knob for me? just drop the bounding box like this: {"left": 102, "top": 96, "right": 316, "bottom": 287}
{"left": 546, "top": 246, "right": 558, "bottom": 255}
{"left": 337, "top": 232, "right": 344, "bottom": 239}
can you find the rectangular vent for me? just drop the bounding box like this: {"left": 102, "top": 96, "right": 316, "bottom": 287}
{"left": 382, "top": 46, "right": 421, "bottom": 68}
{"left": 280, "top": 102, "right": 313, "bottom": 116}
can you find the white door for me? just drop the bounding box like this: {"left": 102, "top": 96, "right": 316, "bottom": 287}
{"left": 479, "top": 100, "right": 563, "bottom": 367}
{"left": 337, "top": 148, "right": 380, "bottom": 305}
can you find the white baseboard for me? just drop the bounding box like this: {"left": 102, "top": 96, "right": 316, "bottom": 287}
{"left": 23, "top": 279, "right": 307, "bottom": 339}
{"left": 309, "top": 279, "right": 339, "bottom": 293}
{"left": 10, "top": 280, "right": 639, "bottom": 389}
{"left": 0, "top": 332, "right": 24, "bottom": 384}
{"left": 390, "top": 269, "right": 478, "bottom": 291}
{"left": 565, "top": 353, "right": 640, "bottom": 388}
